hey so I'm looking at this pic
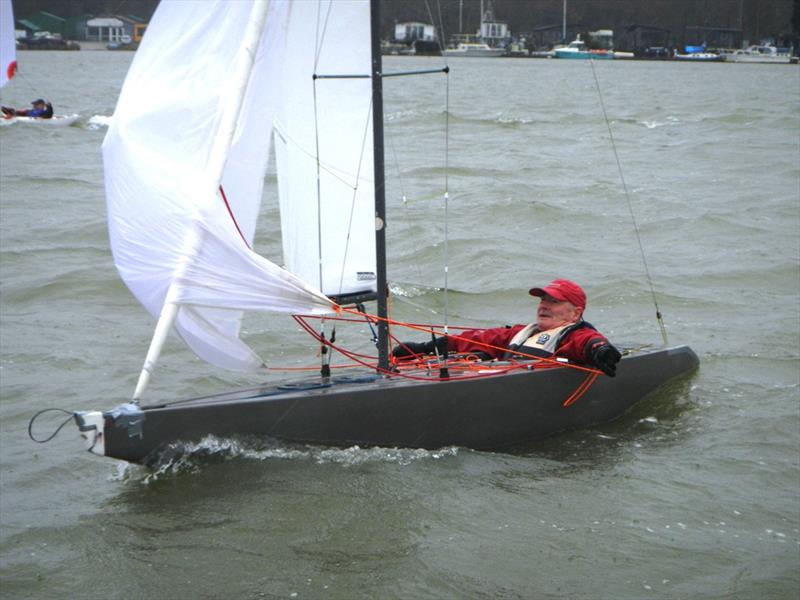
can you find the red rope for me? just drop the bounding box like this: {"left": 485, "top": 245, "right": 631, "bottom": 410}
{"left": 219, "top": 185, "right": 250, "bottom": 249}
{"left": 336, "top": 305, "right": 600, "bottom": 374}
{"left": 284, "top": 304, "right": 603, "bottom": 403}
{"left": 562, "top": 372, "right": 600, "bottom": 407}
{"left": 291, "top": 314, "right": 603, "bottom": 396}
{"left": 294, "top": 314, "right": 536, "bottom": 382}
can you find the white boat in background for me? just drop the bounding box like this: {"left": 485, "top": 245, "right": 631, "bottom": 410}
{"left": 444, "top": 0, "right": 509, "bottom": 58}
{"left": 723, "top": 45, "right": 792, "bottom": 64}
{"left": 674, "top": 44, "right": 723, "bottom": 62}
{"left": 673, "top": 52, "right": 723, "bottom": 62}
{"left": 444, "top": 42, "right": 504, "bottom": 57}
{"left": 1, "top": 113, "right": 80, "bottom": 126}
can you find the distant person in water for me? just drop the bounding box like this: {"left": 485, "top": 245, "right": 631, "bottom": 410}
{"left": 391, "top": 278, "right": 622, "bottom": 376}
{"left": 1, "top": 99, "right": 53, "bottom": 118}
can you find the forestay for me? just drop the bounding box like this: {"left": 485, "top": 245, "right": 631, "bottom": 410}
{"left": 103, "top": 0, "right": 340, "bottom": 373}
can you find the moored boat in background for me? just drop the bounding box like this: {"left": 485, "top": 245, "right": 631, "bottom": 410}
{"left": 443, "top": 42, "right": 505, "bottom": 57}
{"left": 673, "top": 44, "right": 723, "bottom": 62}
{"left": 723, "top": 45, "right": 792, "bottom": 64}
{"left": 554, "top": 37, "right": 613, "bottom": 60}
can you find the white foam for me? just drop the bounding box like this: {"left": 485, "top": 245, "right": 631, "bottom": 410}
{"left": 87, "top": 114, "right": 113, "bottom": 129}
{"left": 138, "top": 434, "right": 459, "bottom": 482}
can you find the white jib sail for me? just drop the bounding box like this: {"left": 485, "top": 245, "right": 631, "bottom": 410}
{"left": 0, "top": 0, "right": 16, "bottom": 88}
{"left": 274, "top": 1, "right": 377, "bottom": 298}
{"left": 103, "top": 0, "right": 336, "bottom": 374}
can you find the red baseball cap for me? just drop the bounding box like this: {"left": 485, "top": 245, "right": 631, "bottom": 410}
{"left": 529, "top": 279, "right": 586, "bottom": 310}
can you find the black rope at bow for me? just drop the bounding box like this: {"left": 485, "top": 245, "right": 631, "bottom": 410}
{"left": 28, "top": 408, "right": 74, "bottom": 443}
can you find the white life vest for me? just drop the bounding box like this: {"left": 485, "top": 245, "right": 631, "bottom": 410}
{"left": 507, "top": 323, "right": 573, "bottom": 358}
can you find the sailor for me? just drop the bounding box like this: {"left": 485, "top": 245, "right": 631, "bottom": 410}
{"left": 392, "top": 278, "right": 622, "bottom": 376}
{"left": 1, "top": 99, "right": 54, "bottom": 118}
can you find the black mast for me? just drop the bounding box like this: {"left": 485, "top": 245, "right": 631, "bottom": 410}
{"left": 370, "top": 0, "right": 390, "bottom": 372}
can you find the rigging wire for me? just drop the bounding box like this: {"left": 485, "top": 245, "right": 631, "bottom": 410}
{"left": 378, "top": 0, "right": 453, "bottom": 315}
{"left": 589, "top": 60, "right": 669, "bottom": 345}
{"left": 10, "top": 69, "right": 46, "bottom": 103}
{"left": 425, "top": 0, "right": 452, "bottom": 377}
{"left": 334, "top": 97, "right": 374, "bottom": 298}
{"left": 426, "top": 0, "right": 450, "bottom": 68}
{"left": 312, "top": 0, "right": 334, "bottom": 71}
{"left": 329, "top": 97, "right": 376, "bottom": 365}
{"left": 311, "top": 1, "right": 336, "bottom": 375}
{"left": 307, "top": 0, "right": 454, "bottom": 368}
{"left": 273, "top": 123, "right": 365, "bottom": 190}
{"left": 311, "top": 74, "right": 329, "bottom": 375}
{"left": 311, "top": 0, "right": 334, "bottom": 294}
{"left": 439, "top": 65, "right": 452, "bottom": 377}
{"left": 382, "top": 98, "right": 426, "bottom": 288}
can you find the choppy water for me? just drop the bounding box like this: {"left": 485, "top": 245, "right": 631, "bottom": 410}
{"left": 1, "top": 51, "right": 798, "bottom": 599}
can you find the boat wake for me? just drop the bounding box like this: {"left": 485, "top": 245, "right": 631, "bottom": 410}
{"left": 115, "top": 435, "right": 460, "bottom": 483}
{"left": 87, "top": 114, "right": 113, "bottom": 129}
{"left": 0, "top": 113, "right": 80, "bottom": 126}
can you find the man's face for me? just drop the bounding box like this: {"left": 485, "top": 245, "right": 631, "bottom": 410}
{"left": 536, "top": 295, "right": 581, "bottom": 330}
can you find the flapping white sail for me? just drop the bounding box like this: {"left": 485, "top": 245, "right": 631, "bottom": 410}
{"left": 103, "top": 0, "right": 343, "bottom": 374}
{"left": 0, "top": 0, "right": 17, "bottom": 88}
{"left": 274, "top": 1, "right": 377, "bottom": 298}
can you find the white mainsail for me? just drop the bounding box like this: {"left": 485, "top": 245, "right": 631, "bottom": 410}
{"left": 103, "top": 0, "right": 370, "bottom": 374}
{"left": 274, "top": 1, "right": 377, "bottom": 298}
{"left": 0, "top": 0, "right": 17, "bottom": 88}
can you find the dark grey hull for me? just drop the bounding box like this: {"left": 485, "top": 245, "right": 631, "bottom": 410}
{"left": 99, "top": 345, "right": 698, "bottom": 464}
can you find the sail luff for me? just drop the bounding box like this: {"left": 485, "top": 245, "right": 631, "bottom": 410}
{"left": 204, "top": 1, "right": 270, "bottom": 196}
{"left": 131, "top": 0, "right": 271, "bottom": 402}
{"left": 274, "top": 1, "right": 377, "bottom": 300}
{"left": 0, "top": 0, "right": 16, "bottom": 88}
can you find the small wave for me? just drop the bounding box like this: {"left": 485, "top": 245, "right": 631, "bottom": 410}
{"left": 640, "top": 116, "right": 679, "bottom": 129}
{"left": 87, "top": 114, "right": 113, "bottom": 129}
{"left": 385, "top": 109, "right": 422, "bottom": 122}
{"left": 390, "top": 282, "right": 440, "bottom": 298}
{"left": 445, "top": 112, "right": 515, "bottom": 128}
{"left": 495, "top": 114, "right": 534, "bottom": 125}
{"left": 136, "top": 435, "right": 459, "bottom": 482}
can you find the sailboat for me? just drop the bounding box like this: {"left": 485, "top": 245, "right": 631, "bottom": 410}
{"left": 444, "top": 0, "right": 506, "bottom": 57}
{"left": 70, "top": 0, "right": 698, "bottom": 466}
{"left": 0, "top": 0, "right": 17, "bottom": 88}
{"left": 0, "top": 0, "right": 78, "bottom": 126}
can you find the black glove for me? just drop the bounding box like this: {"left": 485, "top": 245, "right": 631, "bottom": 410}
{"left": 590, "top": 343, "right": 621, "bottom": 377}
{"left": 391, "top": 336, "right": 448, "bottom": 358}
